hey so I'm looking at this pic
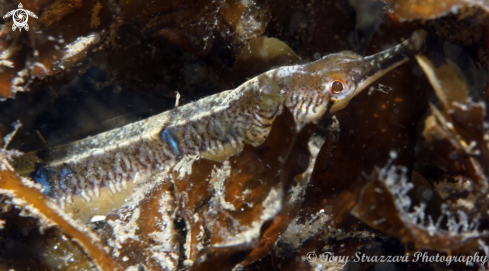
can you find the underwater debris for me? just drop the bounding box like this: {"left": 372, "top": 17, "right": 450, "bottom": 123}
{"left": 351, "top": 48, "right": 489, "bottom": 268}
{"left": 0, "top": 0, "right": 273, "bottom": 99}
{"left": 100, "top": 108, "right": 315, "bottom": 270}
{"left": 230, "top": 36, "right": 301, "bottom": 84}
{"left": 352, "top": 161, "right": 489, "bottom": 253}
{"left": 0, "top": 0, "right": 112, "bottom": 97}
{"left": 415, "top": 55, "right": 489, "bottom": 209}
{"left": 233, "top": 0, "right": 271, "bottom": 42}
{"left": 1, "top": 0, "right": 489, "bottom": 270}
{"left": 0, "top": 158, "right": 122, "bottom": 270}
{"left": 384, "top": 0, "right": 489, "bottom": 21}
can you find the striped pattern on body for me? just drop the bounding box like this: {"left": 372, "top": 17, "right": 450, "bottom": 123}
{"left": 12, "top": 30, "right": 426, "bottom": 212}
{"left": 14, "top": 67, "right": 327, "bottom": 203}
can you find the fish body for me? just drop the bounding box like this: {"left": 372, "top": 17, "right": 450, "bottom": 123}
{"left": 12, "top": 30, "right": 426, "bottom": 221}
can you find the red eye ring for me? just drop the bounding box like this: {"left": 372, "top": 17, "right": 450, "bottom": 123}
{"left": 330, "top": 80, "right": 344, "bottom": 94}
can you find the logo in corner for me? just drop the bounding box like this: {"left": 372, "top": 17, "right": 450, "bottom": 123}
{"left": 3, "top": 3, "right": 38, "bottom": 32}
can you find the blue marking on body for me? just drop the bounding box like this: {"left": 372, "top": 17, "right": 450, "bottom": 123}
{"left": 160, "top": 128, "right": 180, "bottom": 156}
{"left": 58, "top": 167, "right": 73, "bottom": 190}
{"left": 31, "top": 168, "right": 52, "bottom": 196}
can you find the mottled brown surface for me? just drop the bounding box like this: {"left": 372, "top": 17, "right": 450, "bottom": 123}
{"left": 1, "top": 0, "right": 489, "bottom": 270}
{"left": 0, "top": 170, "right": 122, "bottom": 270}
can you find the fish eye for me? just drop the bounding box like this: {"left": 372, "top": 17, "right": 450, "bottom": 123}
{"left": 319, "top": 74, "right": 352, "bottom": 100}
{"left": 330, "top": 80, "right": 344, "bottom": 94}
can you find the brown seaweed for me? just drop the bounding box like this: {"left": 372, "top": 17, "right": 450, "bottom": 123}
{"left": 351, "top": 45, "right": 489, "bottom": 265}
{"left": 0, "top": 167, "right": 122, "bottom": 270}
{"left": 1, "top": 0, "right": 489, "bottom": 270}
{"left": 384, "top": 0, "right": 489, "bottom": 21}
{"left": 100, "top": 108, "right": 316, "bottom": 270}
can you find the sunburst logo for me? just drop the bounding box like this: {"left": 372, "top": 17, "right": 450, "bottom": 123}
{"left": 3, "top": 3, "right": 38, "bottom": 32}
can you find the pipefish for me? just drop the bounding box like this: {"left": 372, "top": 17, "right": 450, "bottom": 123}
{"left": 12, "top": 30, "right": 426, "bottom": 222}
